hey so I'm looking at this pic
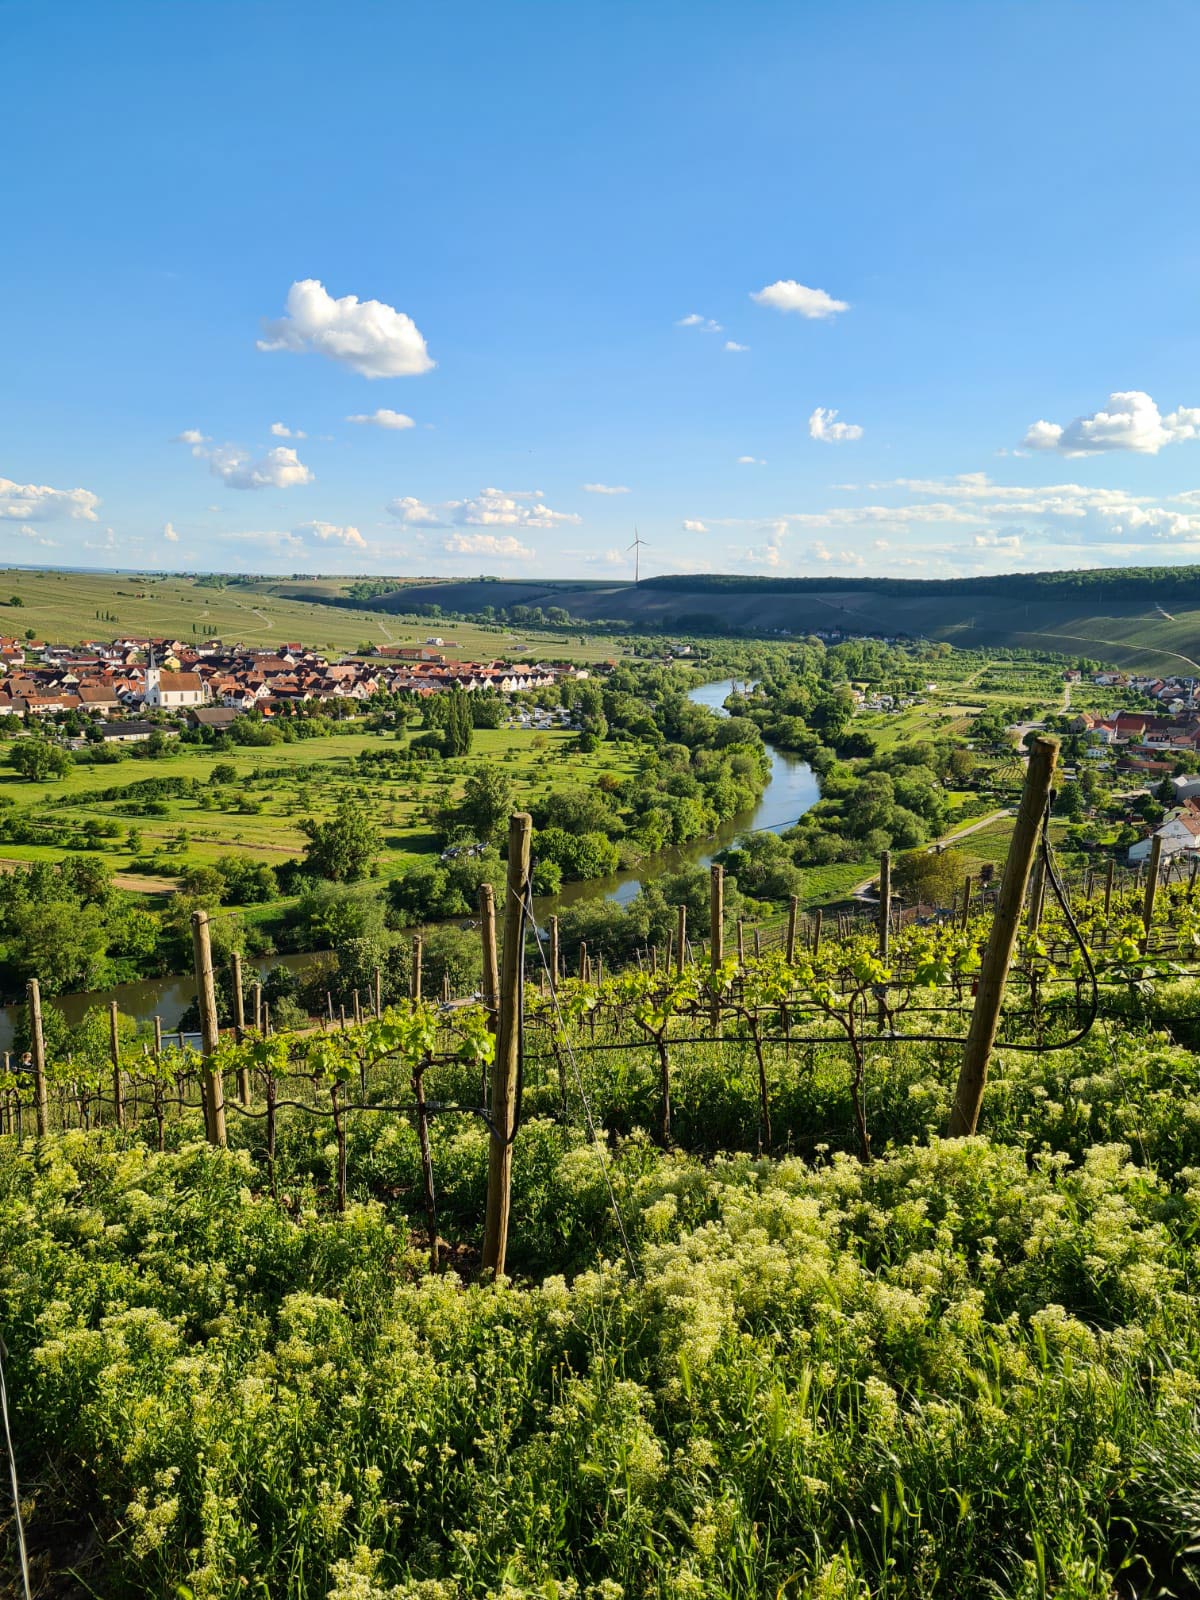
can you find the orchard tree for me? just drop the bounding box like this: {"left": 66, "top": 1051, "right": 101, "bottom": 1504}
{"left": 9, "top": 739, "right": 73, "bottom": 781}
{"left": 301, "top": 795, "right": 382, "bottom": 881}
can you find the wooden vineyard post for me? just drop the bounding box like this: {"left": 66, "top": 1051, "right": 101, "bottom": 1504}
{"left": 960, "top": 875, "right": 973, "bottom": 930}
{"left": 786, "top": 896, "right": 798, "bottom": 963}
{"left": 482, "top": 812, "right": 532, "bottom": 1279}
{"left": 548, "top": 915, "right": 560, "bottom": 989}
{"left": 109, "top": 1000, "right": 125, "bottom": 1130}
{"left": 27, "top": 979, "right": 48, "bottom": 1137}
{"left": 1025, "top": 853, "right": 1046, "bottom": 934}
{"left": 231, "top": 952, "right": 250, "bottom": 1108}
{"left": 191, "top": 910, "right": 227, "bottom": 1148}
{"left": 411, "top": 935, "right": 423, "bottom": 1002}
{"left": 812, "top": 907, "right": 823, "bottom": 954}
{"left": 710, "top": 863, "right": 724, "bottom": 1027}
{"left": 736, "top": 918, "right": 745, "bottom": 968}
{"left": 579, "top": 942, "right": 588, "bottom": 983}
{"left": 441, "top": 972, "right": 451, "bottom": 1004}
{"left": 480, "top": 883, "right": 500, "bottom": 1031}
{"left": 1191, "top": 855, "right": 1200, "bottom": 899}
{"left": 1104, "top": 858, "right": 1115, "bottom": 918}
{"left": 878, "top": 852, "right": 891, "bottom": 958}
{"left": 949, "top": 736, "right": 1058, "bottom": 1138}
{"left": 1142, "top": 832, "right": 1163, "bottom": 945}
{"left": 676, "top": 904, "right": 687, "bottom": 975}
{"left": 253, "top": 982, "right": 262, "bottom": 1033}
{"left": 353, "top": 989, "right": 362, "bottom": 1026}
{"left": 373, "top": 967, "right": 383, "bottom": 1018}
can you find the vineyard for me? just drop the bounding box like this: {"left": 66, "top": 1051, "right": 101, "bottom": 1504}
{"left": 4, "top": 755, "right": 1200, "bottom": 1596}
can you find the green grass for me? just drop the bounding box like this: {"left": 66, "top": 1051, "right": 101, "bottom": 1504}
{"left": 0, "top": 568, "right": 626, "bottom": 661}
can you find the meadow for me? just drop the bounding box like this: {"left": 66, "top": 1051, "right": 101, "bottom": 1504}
{"left": 0, "top": 568, "right": 623, "bottom": 663}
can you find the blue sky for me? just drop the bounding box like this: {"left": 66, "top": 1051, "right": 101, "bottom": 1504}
{"left": 4, "top": 0, "right": 1200, "bottom": 580}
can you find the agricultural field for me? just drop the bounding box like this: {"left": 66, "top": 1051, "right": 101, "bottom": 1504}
{"left": 0, "top": 722, "right": 639, "bottom": 885}
{"left": 0, "top": 568, "right": 625, "bottom": 663}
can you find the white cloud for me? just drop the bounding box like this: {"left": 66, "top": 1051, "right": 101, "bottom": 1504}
{"left": 11, "top": 524, "right": 59, "bottom": 548}
{"left": 581, "top": 482, "right": 630, "bottom": 495}
{"left": 163, "top": 521, "right": 180, "bottom": 542}
{"left": 444, "top": 532, "right": 535, "bottom": 560}
{"left": 811, "top": 541, "right": 865, "bottom": 567}
{"left": 270, "top": 421, "right": 307, "bottom": 438}
{"left": 751, "top": 279, "right": 849, "bottom": 318}
{"left": 207, "top": 444, "right": 314, "bottom": 491}
{"left": 1022, "top": 390, "right": 1200, "bottom": 455}
{"left": 873, "top": 539, "right": 889, "bottom": 549}
{"left": 176, "top": 431, "right": 314, "bottom": 491}
{"left": 723, "top": 340, "right": 749, "bottom": 353}
{"left": 347, "top": 408, "right": 415, "bottom": 430}
{"left": 736, "top": 455, "right": 766, "bottom": 466}
{"left": 809, "top": 406, "right": 864, "bottom": 443}
{"left": 0, "top": 476, "right": 100, "bottom": 521}
{"left": 294, "top": 520, "right": 367, "bottom": 548}
{"left": 677, "top": 313, "right": 722, "bottom": 333}
{"left": 387, "top": 486, "right": 579, "bottom": 530}
{"left": 682, "top": 518, "right": 708, "bottom": 533}
{"left": 258, "top": 278, "right": 434, "bottom": 379}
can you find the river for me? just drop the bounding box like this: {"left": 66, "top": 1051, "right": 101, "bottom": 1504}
{"left": 0, "top": 679, "right": 818, "bottom": 1047}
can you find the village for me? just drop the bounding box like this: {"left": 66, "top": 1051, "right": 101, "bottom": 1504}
{"left": 0, "top": 633, "right": 594, "bottom": 739}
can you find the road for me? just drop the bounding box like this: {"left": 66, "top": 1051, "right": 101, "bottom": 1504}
{"left": 850, "top": 807, "right": 1014, "bottom": 897}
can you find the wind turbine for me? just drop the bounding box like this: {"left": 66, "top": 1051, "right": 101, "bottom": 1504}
{"left": 627, "top": 527, "right": 648, "bottom": 584}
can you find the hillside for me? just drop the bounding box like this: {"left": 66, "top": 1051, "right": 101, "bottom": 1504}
{"left": 375, "top": 570, "right": 1200, "bottom": 672}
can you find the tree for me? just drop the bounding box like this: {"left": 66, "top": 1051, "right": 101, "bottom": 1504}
{"left": 445, "top": 766, "right": 514, "bottom": 844}
{"left": 8, "top": 595, "right": 22, "bottom": 608}
{"left": 301, "top": 796, "right": 382, "bottom": 881}
{"left": 9, "top": 739, "right": 73, "bottom": 781}
{"left": 444, "top": 689, "right": 473, "bottom": 757}
{"left": 890, "top": 846, "right": 969, "bottom": 910}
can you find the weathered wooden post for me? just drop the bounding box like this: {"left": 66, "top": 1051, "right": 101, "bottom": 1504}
{"left": 709, "top": 863, "right": 724, "bottom": 1026}
{"left": 1104, "top": 857, "right": 1115, "bottom": 918}
{"left": 109, "top": 1000, "right": 125, "bottom": 1130}
{"left": 1026, "top": 852, "right": 1047, "bottom": 934}
{"left": 949, "top": 737, "right": 1058, "bottom": 1138}
{"left": 676, "top": 903, "right": 686, "bottom": 975}
{"left": 480, "top": 882, "right": 500, "bottom": 1031}
{"left": 813, "top": 906, "right": 823, "bottom": 954}
{"left": 878, "top": 852, "right": 891, "bottom": 958}
{"left": 353, "top": 988, "right": 362, "bottom": 1026}
{"left": 579, "top": 941, "right": 588, "bottom": 982}
{"left": 27, "top": 980, "right": 48, "bottom": 1138}
{"left": 736, "top": 917, "right": 745, "bottom": 967}
{"left": 786, "top": 895, "right": 799, "bottom": 963}
{"left": 1191, "top": 855, "right": 1200, "bottom": 899}
{"left": 231, "top": 952, "right": 250, "bottom": 1108}
{"left": 253, "top": 982, "right": 262, "bottom": 1033}
{"left": 960, "top": 875, "right": 973, "bottom": 930}
{"left": 441, "top": 972, "right": 451, "bottom": 1004}
{"left": 411, "top": 935, "right": 423, "bottom": 1001}
{"left": 1142, "top": 832, "right": 1164, "bottom": 944}
{"left": 373, "top": 966, "right": 383, "bottom": 1018}
{"left": 548, "top": 914, "right": 560, "bottom": 989}
{"left": 482, "top": 812, "right": 532, "bottom": 1279}
{"left": 191, "top": 910, "right": 227, "bottom": 1147}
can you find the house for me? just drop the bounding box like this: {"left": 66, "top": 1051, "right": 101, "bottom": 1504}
{"left": 188, "top": 706, "right": 241, "bottom": 730}
{"left": 100, "top": 720, "right": 177, "bottom": 743}
{"left": 77, "top": 685, "right": 121, "bottom": 716}
{"left": 1130, "top": 807, "right": 1200, "bottom": 863}
{"left": 144, "top": 668, "right": 207, "bottom": 710}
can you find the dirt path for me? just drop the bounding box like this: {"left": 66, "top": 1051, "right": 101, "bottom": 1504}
{"left": 848, "top": 808, "right": 1014, "bottom": 897}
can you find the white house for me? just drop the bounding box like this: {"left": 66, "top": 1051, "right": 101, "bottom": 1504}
{"left": 144, "top": 668, "right": 208, "bottom": 710}
{"left": 1129, "top": 810, "right": 1200, "bottom": 864}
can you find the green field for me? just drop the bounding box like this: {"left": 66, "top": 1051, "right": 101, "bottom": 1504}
{"left": 0, "top": 723, "right": 641, "bottom": 888}
{"left": 0, "top": 568, "right": 625, "bottom": 662}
